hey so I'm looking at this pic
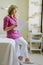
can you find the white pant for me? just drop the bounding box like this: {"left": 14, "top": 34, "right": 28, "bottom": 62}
{"left": 15, "top": 37, "right": 28, "bottom": 58}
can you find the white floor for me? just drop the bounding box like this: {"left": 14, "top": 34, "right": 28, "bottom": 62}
{"left": 23, "top": 54, "right": 43, "bottom": 65}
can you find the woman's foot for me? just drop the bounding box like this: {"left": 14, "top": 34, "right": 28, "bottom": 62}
{"left": 18, "top": 56, "right": 23, "bottom": 65}
{"left": 25, "top": 58, "right": 30, "bottom": 63}
{"left": 18, "top": 56, "right": 23, "bottom": 61}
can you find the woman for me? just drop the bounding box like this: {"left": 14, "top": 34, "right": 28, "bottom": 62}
{"left": 3, "top": 5, "right": 30, "bottom": 63}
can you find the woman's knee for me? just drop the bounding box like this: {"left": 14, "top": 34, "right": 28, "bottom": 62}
{"left": 23, "top": 41, "right": 28, "bottom": 47}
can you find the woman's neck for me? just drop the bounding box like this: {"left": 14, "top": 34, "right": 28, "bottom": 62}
{"left": 10, "top": 14, "right": 16, "bottom": 18}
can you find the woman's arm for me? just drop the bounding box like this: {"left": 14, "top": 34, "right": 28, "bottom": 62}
{"left": 4, "top": 25, "right": 17, "bottom": 31}
{"left": 3, "top": 16, "right": 18, "bottom": 31}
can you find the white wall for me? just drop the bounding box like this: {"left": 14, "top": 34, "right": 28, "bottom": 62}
{"left": 0, "top": 0, "right": 28, "bottom": 41}
{"left": 28, "top": 0, "right": 42, "bottom": 42}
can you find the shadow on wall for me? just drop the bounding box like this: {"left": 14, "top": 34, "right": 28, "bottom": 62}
{"left": 20, "top": 24, "right": 28, "bottom": 42}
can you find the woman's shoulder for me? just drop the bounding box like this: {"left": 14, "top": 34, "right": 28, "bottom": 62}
{"left": 4, "top": 15, "right": 10, "bottom": 20}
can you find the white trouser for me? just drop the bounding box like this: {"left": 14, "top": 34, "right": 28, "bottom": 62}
{"left": 15, "top": 37, "right": 28, "bottom": 58}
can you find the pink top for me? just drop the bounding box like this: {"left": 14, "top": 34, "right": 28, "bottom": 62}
{"left": 3, "top": 15, "right": 21, "bottom": 39}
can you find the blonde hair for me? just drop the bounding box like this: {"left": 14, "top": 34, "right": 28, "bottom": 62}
{"left": 8, "top": 5, "right": 18, "bottom": 15}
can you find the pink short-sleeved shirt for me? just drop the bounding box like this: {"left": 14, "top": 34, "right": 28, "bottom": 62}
{"left": 3, "top": 15, "right": 21, "bottom": 39}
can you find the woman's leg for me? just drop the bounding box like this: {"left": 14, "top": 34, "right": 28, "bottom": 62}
{"left": 15, "top": 40, "right": 20, "bottom": 57}
{"left": 15, "top": 37, "right": 30, "bottom": 62}
{"left": 17, "top": 37, "right": 29, "bottom": 58}
{"left": 15, "top": 38, "right": 23, "bottom": 61}
{"left": 18, "top": 37, "right": 30, "bottom": 62}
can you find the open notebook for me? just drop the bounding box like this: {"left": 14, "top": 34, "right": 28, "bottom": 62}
{"left": 14, "top": 21, "right": 27, "bottom": 31}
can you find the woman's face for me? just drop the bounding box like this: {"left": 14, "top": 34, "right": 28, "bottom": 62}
{"left": 13, "top": 8, "right": 17, "bottom": 16}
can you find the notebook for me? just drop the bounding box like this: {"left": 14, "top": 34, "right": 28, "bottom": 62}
{"left": 14, "top": 21, "right": 27, "bottom": 31}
